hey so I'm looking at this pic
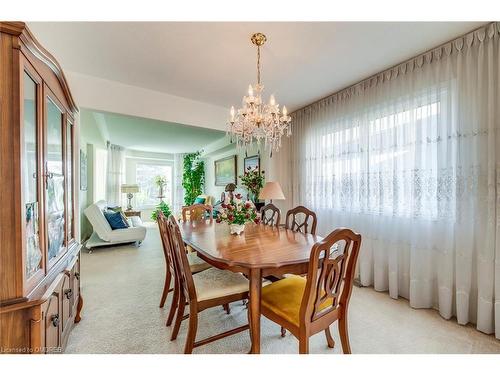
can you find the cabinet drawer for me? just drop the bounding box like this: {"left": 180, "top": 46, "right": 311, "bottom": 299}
{"left": 42, "top": 290, "right": 61, "bottom": 353}
{"left": 60, "top": 274, "right": 72, "bottom": 334}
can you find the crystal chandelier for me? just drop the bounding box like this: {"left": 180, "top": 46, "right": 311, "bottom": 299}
{"left": 228, "top": 33, "right": 291, "bottom": 156}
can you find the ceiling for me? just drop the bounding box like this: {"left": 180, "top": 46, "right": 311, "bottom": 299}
{"left": 80, "top": 109, "right": 226, "bottom": 153}
{"left": 29, "top": 22, "right": 485, "bottom": 112}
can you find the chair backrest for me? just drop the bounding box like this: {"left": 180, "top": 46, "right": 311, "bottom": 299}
{"left": 157, "top": 211, "right": 175, "bottom": 275}
{"left": 260, "top": 203, "right": 281, "bottom": 228}
{"left": 285, "top": 205, "right": 318, "bottom": 235}
{"left": 300, "top": 228, "right": 361, "bottom": 326}
{"left": 182, "top": 203, "right": 213, "bottom": 222}
{"left": 83, "top": 200, "right": 113, "bottom": 241}
{"left": 167, "top": 215, "right": 197, "bottom": 303}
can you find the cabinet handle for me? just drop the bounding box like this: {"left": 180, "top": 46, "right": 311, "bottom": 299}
{"left": 74, "top": 272, "right": 80, "bottom": 280}
{"left": 51, "top": 314, "right": 60, "bottom": 327}
{"left": 64, "top": 288, "right": 73, "bottom": 299}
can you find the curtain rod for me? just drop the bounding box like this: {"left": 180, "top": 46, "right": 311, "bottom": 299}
{"left": 291, "top": 21, "right": 497, "bottom": 115}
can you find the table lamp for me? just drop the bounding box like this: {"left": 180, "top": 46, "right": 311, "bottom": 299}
{"left": 258, "top": 181, "right": 285, "bottom": 203}
{"left": 121, "top": 184, "right": 139, "bottom": 210}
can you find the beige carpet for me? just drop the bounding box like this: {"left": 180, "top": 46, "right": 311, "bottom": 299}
{"left": 66, "top": 223, "right": 500, "bottom": 354}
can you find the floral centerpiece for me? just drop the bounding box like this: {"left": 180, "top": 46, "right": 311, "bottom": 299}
{"left": 216, "top": 193, "right": 260, "bottom": 235}
{"left": 239, "top": 167, "right": 265, "bottom": 203}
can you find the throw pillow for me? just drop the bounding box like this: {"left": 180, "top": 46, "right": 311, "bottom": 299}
{"left": 104, "top": 210, "right": 129, "bottom": 230}
{"left": 107, "top": 206, "right": 129, "bottom": 223}
{"left": 194, "top": 197, "right": 206, "bottom": 204}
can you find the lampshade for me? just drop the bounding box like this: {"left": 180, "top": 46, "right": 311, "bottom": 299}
{"left": 259, "top": 181, "right": 285, "bottom": 200}
{"left": 121, "top": 184, "right": 139, "bottom": 194}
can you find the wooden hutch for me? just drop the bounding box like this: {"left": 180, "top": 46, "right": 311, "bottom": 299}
{"left": 0, "top": 22, "right": 83, "bottom": 353}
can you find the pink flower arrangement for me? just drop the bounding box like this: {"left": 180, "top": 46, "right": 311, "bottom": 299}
{"left": 216, "top": 193, "right": 260, "bottom": 225}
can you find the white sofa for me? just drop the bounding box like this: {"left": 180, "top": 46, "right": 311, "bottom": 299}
{"left": 84, "top": 200, "right": 147, "bottom": 251}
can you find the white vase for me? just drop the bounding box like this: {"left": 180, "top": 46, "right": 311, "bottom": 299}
{"left": 229, "top": 223, "right": 245, "bottom": 235}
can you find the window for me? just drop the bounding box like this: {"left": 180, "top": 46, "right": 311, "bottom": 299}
{"left": 306, "top": 90, "right": 451, "bottom": 220}
{"left": 135, "top": 162, "right": 173, "bottom": 208}
{"left": 94, "top": 148, "right": 108, "bottom": 202}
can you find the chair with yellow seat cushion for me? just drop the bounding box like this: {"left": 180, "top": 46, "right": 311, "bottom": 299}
{"left": 260, "top": 228, "right": 362, "bottom": 354}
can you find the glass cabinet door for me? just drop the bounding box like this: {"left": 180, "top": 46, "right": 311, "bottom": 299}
{"left": 23, "top": 70, "right": 43, "bottom": 280}
{"left": 66, "top": 119, "right": 74, "bottom": 243}
{"left": 45, "top": 95, "right": 66, "bottom": 264}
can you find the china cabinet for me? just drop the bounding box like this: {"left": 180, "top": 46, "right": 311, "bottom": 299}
{"left": 0, "top": 22, "right": 82, "bottom": 354}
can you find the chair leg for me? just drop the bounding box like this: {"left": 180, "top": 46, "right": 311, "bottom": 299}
{"left": 159, "top": 269, "right": 172, "bottom": 308}
{"left": 166, "top": 281, "right": 179, "bottom": 326}
{"left": 223, "top": 303, "right": 230, "bottom": 314}
{"left": 171, "top": 295, "right": 186, "bottom": 341}
{"left": 280, "top": 327, "right": 286, "bottom": 337}
{"left": 184, "top": 305, "right": 198, "bottom": 354}
{"left": 325, "top": 326, "right": 335, "bottom": 348}
{"left": 339, "top": 315, "right": 351, "bottom": 354}
{"left": 299, "top": 338, "right": 309, "bottom": 354}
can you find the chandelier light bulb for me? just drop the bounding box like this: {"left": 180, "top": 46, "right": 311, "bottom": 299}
{"left": 282, "top": 106, "right": 288, "bottom": 116}
{"left": 230, "top": 106, "right": 235, "bottom": 121}
{"left": 248, "top": 84, "right": 254, "bottom": 97}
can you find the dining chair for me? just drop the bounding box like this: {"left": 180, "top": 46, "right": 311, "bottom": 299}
{"left": 278, "top": 205, "right": 319, "bottom": 337}
{"left": 260, "top": 203, "right": 281, "bottom": 227}
{"left": 285, "top": 205, "right": 318, "bottom": 235}
{"left": 157, "top": 212, "right": 211, "bottom": 317}
{"left": 260, "top": 228, "right": 362, "bottom": 354}
{"left": 182, "top": 203, "right": 213, "bottom": 222}
{"left": 167, "top": 215, "right": 256, "bottom": 354}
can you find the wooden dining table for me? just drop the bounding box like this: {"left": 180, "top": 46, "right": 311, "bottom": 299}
{"left": 179, "top": 220, "right": 322, "bottom": 354}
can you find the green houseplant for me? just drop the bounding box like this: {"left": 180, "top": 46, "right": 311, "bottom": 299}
{"left": 182, "top": 151, "right": 205, "bottom": 205}
{"left": 150, "top": 201, "right": 172, "bottom": 222}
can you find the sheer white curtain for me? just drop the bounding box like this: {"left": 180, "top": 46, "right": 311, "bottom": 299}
{"left": 105, "top": 143, "right": 125, "bottom": 207}
{"left": 272, "top": 23, "right": 499, "bottom": 337}
{"left": 173, "top": 153, "right": 185, "bottom": 215}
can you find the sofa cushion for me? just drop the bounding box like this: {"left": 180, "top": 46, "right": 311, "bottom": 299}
{"left": 104, "top": 210, "right": 129, "bottom": 230}
{"left": 84, "top": 200, "right": 147, "bottom": 245}
{"left": 194, "top": 197, "right": 206, "bottom": 204}
{"left": 84, "top": 201, "right": 113, "bottom": 241}
{"left": 107, "top": 205, "right": 129, "bottom": 223}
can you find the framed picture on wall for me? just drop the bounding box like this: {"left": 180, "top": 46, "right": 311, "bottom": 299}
{"left": 214, "top": 155, "right": 237, "bottom": 186}
{"left": 244, "top": 155, "right": 260, "bottom": 173}
{"left": 80, "top": 149, "right": 88, "bottom": 191}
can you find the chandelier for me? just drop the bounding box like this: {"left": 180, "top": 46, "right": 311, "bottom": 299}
{"left": 228, "top": 33, "right": 291, "bottom": 156}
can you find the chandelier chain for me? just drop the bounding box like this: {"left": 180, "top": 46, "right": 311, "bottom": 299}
{"left": 257, "top": 45, "right": 261, "bottom": 85}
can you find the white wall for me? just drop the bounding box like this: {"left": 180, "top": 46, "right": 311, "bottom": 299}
{"left": 66, "top": 71, "right": 228, "bottom": 131}
{"left": 203, "top": 142, "right": 269, "bottom": 204}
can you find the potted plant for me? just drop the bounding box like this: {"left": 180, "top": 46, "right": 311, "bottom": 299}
{"left": 239, "top": 167, "right": 265, "bottom": 205}
{"left": 151, "top": 201, "right": 172, "bottom": 222}
{"left": 154, "top": 175, "right": 167, "bottom": 199}
{"left": 215, "top": 193, "right": 260, "bottom": 235}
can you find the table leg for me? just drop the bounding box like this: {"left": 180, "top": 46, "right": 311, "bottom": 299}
{"left": 248, "top": 268, "right": 262, "bottom": 354}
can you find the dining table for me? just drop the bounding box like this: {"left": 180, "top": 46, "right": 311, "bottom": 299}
{"left": 179, "top": 220, "right": 323, "bottom": 354}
